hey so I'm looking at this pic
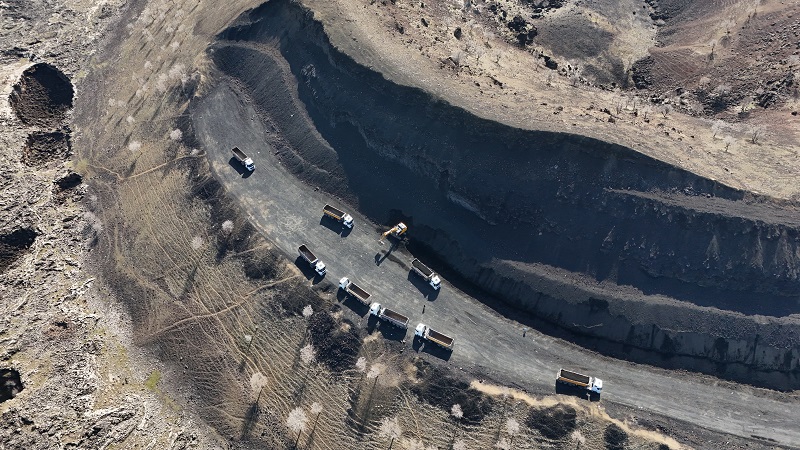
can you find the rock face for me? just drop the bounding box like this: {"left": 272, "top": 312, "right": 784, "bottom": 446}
{"left": 211, "top": 0, "right": 800, "bottom": 389}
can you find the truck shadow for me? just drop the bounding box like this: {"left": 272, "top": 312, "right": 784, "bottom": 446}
{"left": 318, "top": 216, "right": 351, "bottom": 237}
{"left": 294, "top": 256, "right": 324, "bottom": 284}
{"left": 406, "top": 272, "right": 440, "bottom": 300}
{"left": 555, "top": 383, "right": 600, "bottom": 402}
{"left": 413, "top": 336, "right": 453, "bottom": 361}
{"left": 341, "top": 295, "right": 369, "bottom": 317}
{"left": 228, "top": 157, "right": 252, "bottom": 178}
{"left": 367, "top": 320, "right": 408, "bottom": 342}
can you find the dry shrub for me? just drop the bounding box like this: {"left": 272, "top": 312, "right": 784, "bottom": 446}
{"left": 604, "top": 423, "right": 628, "bottom": 450}
{"left": 525, "top": 404, "right": 577, "bottom": 440}
{"left": 307, "top": 311, "right": 362, "bottom": 372}
{"left": 410, "top": 360, "right": 494, "bottom": 424}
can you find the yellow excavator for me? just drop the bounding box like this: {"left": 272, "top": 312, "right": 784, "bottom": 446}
{"left": 379, "top": 222, "right": 407, "bottom": 243}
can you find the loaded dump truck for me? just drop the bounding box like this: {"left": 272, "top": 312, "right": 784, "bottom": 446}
{"left": 322, "top": 204, "right": 354, "bottom": 228}
{"left": 231, "top": 147, "right": 255, "bottom": 171}
{"left": 369, "top": 303, "right": 409, "bottom": 329}
{"left": 339, "top": 277, "right": 371, "bottom": 304}
{"left": 415, "top": 323, "right": 454, "bottom": 350}
{"left": 556, "top": 369, "right": 603, "bottom": 396}
{"left": 410, "top": 258, "right": 441, "bottom": 290}
{"left": 298, "top": 244, "right": 326, "bottom": 276}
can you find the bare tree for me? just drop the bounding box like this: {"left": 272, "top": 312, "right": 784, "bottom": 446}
{"left": 495, "top": 437, "right": 510, "bottom": 450}
{"left": 708, "top": 39, "right": 717, "bottom": 60}
{"left": 407, "top": 438, "right": 426, "bottom": 450}
{"left": 750, "top": 126, "right": 763, "bottom": 144}
{"left": 723, "top": 135, "right": 736, "bottom": 152}
{"left": 221, "top": 219, "right": 234, "bottom": 234}
{"left": 505, "top": 418, "right": 520, "bottom": 446}
{"left": 355, "top": 356, "right": 367, "bottom": 379}
{"left": 660, "top": 104, "right": 672, "bottom": 118}
{"left": 307, "top": 402, "right": 323, "bottom": 447}
{"left": 300, "top": 343, "right": 316, "bottom": 365}
{"left": 451, "top": 403, "right": 464, "bottom": 439}
{"left": 453, "top": 439, "right": 468, "bottom": 450}
{"left": 379, "top": 416, "right": 402, "bottom": 449}
{"left": 287, "top": 407, "right": 308, "bottom": 449}
{"left": 570, "top": 430, "right": 586, "bottom": 449}
{"left": 302, "top": 305, "right": 314, "bottom": 319}
{"left": 640, "top": 105, "right": 652, "bottom": 121}
{"left": 711, "top": 119, "right": 726, "bottom": 138}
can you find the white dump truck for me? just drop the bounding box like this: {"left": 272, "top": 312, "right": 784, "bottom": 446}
{"left": 369, "top": 303, "right": 409, "bottom": 329}
{"left": 556, "top": 369, "right": 603, "bottom": 396}
{"left": 410, "top": 258, "right": 441, "bottom": 290}
{"left": 339, "top": 277, "right": 371, "bottom": 304}
{"left": 322, "top": 204, "right": 354, "bottom": 228}
{"left": 231, "top": 147, "right": 255, "bottom": 171}
{"left": 298, "top": 244, "right": 326, "bottom": 276}
{"left": 414, "top": 323, "right": 454, "bottom": 350}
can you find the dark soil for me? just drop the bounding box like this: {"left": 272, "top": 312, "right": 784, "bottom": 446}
{"left": 0, "top": 369, "right": 23, "bottom": 403}
{"left": 525, "top": 404, "right": 577, "bottom": 440}
{"left": 307, "top": 311, "right": 362, "bottom": 372}
{"left": 604, "top": 423, "right": 628, "bottom": 450}
{"left": 10, "top": 63, "right": 74, "bottom": 128}
{"left": 410, "top": 359, "right": 494, "bottom": 425}
{"left": 22, "top": 130, "right": 71, "bottom": 166}
{"left": 0, "top": 228, "right": 38, "bottom": 273}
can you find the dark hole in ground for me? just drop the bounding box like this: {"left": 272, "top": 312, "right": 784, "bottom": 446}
{"left": 0, "top": 369, "right": 23, "bottom": 402}
{"left": 0, "top": 228, "right": 38, "bottom": 273}
{"left": 54, "top": 171, "right": 82, "bottom": 190}
{"left": 307, "top": 311, "right": 362, "bottom": 372}
{"left": 10, "top": 63, "right": 74, "bottom": 128}
{"left": 23, "top": 130, "right": 71, "bottom": 166}
{"left": 604, "top": 423, "right": 628, "bottom": 450}
{"left": 526, "top": 404, "right": 577, "bottom": 440}
{"left": 410, "top": 359, "right": 494, "bottom": 424}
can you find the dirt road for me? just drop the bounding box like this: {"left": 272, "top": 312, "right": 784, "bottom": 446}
{"left": 192, "top": 81, "right": 800, "bottom": 448}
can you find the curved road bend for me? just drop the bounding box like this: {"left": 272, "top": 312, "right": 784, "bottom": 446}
{"left": 193, "top": 82, "right": 800, "bottom": 448}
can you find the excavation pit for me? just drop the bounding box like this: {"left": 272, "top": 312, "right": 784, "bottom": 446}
{"left": 10, "top": 63, "right": 74, "bottom": 128}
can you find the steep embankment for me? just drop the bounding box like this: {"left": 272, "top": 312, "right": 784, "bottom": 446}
{"left": 209, "top": 0, "right": 800, "bottom": 389}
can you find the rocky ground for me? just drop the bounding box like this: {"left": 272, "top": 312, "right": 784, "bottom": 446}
{"left": 1, "top": 0, "right": 799, "bottom": 449}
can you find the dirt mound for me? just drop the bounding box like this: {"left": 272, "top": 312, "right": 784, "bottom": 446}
{"left": 0, "top": 369, "right": 23, "bottom": 403}
{"left": 525, "top": 404, "right": 577, "bottom": 440}
{"left": 10, "top": 63, "right": 74, "bottom": 128}
{"left": 0, "top": 228, "right": 38, "bottom": 274}
{"left": 307, "top": 310, "right": 362, "bottom": 372}
{"left": 22, "top": 130, "right": 71, "bottom": 165}
{"left": 410, "top": 360, "right": 494, "bottom": 424}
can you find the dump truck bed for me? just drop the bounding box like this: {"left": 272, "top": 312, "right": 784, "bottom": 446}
{"left": 411, "top": 258, "right": 434, "bottom": 277}
{"left": 323, "top": 204, "right": 345, "bottom": 218}
{"left": 558, "top": 369, "right": 591, "bottom": 386}
{"left": 382, "top": 309, "right": 409, "bottom": 326}
{"left": 427, "top": 329, "right": 454, "bottom": 347}
{"left": 347, "top": 283, "right": 371, "bottom": 302}
{"left": 231, "top": 147, "right": 247, "bottom": 160}
{"left": 298, "top": 244, "right": 316, "bottom": 262}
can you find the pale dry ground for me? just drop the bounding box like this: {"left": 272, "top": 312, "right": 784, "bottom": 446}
{"left": 0, "top": 0, "right": 227, "bottom": 447}
{"left": 305, "top": 0, "right": 800, "bottom": 201}
{"left": 68, "top": 0, "right": 701, "bottom": 448}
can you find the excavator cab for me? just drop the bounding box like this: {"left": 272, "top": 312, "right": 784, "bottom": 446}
{"left": 380, "top": 222, "right": 407, "bottom": 242}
